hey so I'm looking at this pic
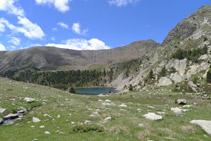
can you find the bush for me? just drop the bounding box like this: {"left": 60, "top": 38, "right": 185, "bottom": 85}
{"left": 172, "top": 46, "right": 208, "bottom": 61}
{"left": 129, "top": 84, "right": 133, "bottom": 91}
{"left": 159, "top": 66, "right": 166, "bottom": 77}
{"left": 69, "top": 87, "right": 76, "bottom": 93}
{"left": 148, "top": 69, "right": 154, "bottom": 79}
{"left": 207, "top": 69, "right": 211, "bottom": 83}
{"left": 70, "top": 125, "right": 104, "bottom": 133}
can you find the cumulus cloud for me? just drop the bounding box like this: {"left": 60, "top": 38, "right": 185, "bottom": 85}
{"left": 108, "top": 0, "right": 140, "bottom": 7}
{"left": 0, "top": 43, "right": 6, "bottom": 51}
{"left": 46, "top": 38, "right": 110, "bottom": 50}
{"left": 72, "top": 23, "right": 88, "bottom": 35}
{"left": 0, "top": 17, "right": 45, "bottom": 39}
{"left": 0, "top": 23, "right": 5, "bottom": 32}
{"left": 57, "top": 22, "right": 69, "bottom": 29}
{"left": 9, "top": 37, "right": 21, "bottom": 46}
{"left": 35, "top": 0, "right": 71, "bottom": 13}
{"left": 0, "top": 0, "right": 45, "bottom": 40}
{"left": 0, "top": 0, "right": 24, "bottom": 16}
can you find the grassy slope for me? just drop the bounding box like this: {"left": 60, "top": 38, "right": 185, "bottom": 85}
{"left": 0, "top": 77, "right": 211, "bottom": 141}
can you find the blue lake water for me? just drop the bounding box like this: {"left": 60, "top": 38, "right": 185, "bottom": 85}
{"left": 75, "top": 87, "right": 117, "bottom": 95}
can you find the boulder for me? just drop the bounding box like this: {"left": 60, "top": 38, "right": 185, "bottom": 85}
{"left": 176, "top": 99, "right": 187, "bottom": 105}
{"left": 143, "top": 113, "right": 162, "bottom": 121}
{"left": 24, "top": 97, "right": 35, "bottom": 103}
{"left": 171, "top": 107, "right": 183, "bottom": 116}
{"left": 4, "top": 113, "right": 18, "bottom": 120}
{"left": 18, "top": 107, "right": 27, "bottom": 113}
{"left": 157, "top": 77, "right": 173, "bottom": 86}
{"left": 0, "top": 108, "right": 8, "bottom": 116}
{"left": 170, "top": 72, "right": 183, "bottom": 83}
{"left": 0, "top": 118, "right": 3, "bottom": 124}
{"left": 32, "top": 117, "right": 41, "bottom": 123}
{"left": 190, "top": 120, "right": 211, "bottom": 135}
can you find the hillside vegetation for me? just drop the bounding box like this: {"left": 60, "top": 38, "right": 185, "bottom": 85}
{"left": 0, "top": 77, "right": 211, "bottom": 140}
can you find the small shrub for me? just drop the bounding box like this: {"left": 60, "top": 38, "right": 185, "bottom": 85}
{"left": 159, "top": 66, "right": 166, "bottom": 77}
{"left": 129, "top": 84, "right": 133, "bottom": 91}
{"left": 69, "top": 87, "right": 76, "bottom": 93}
{"left": 207, "top": 69, "right": 211, "bottom": 83}
{"left": 70, "top": 125, "right": 104, "bottom": 133}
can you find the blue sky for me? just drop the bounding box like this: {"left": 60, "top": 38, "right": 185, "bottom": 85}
{"left": 0, "top": 0, "right": 210, "bottom": 51}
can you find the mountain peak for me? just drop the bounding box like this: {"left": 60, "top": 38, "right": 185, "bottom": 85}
{"left": 163, "top": 5, "right": 211, "bottom": 45}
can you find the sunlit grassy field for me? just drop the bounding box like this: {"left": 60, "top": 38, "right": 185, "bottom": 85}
{"left": 0, "top": 77, "right": 211, "bottom": 141}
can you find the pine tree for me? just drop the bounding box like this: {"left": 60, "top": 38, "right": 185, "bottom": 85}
{"left": 129, "top": 84, "right": 133, "bottom": 91}
{"left": 148, "top": 69, "right": 154, "bottom": 79}
{"left": 69, "top": 87, "right": 76, "bottom": 93}
{"left": 207, "top": 69, "right": 211, "bottom": 83}
{"left": 160, "top": 66, "right": 166, "bottom": 77}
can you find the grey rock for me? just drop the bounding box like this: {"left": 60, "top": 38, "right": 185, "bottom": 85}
{"left": 32, "top": 117, "right": 41, "bottom": 123}
{"left": 171, "top": 107, "right": 183, "bottom": 116}
{"left": 157, "top": 77, "right": 173, "bottom": 86}
{"left": 24, "top": 97, "right": 35, "bottom": 103}
{"left": 191, "top": 120, "right": 211, "bottom": 135}
{"left": 143, "top": 113, "right": 163, "bottom": 121}
{"left": 4, "top": 113, "right": 18, "bottom": 120}
{"left": 0, "top": 108, "right": 8, "bottom": 116}
{"left": 119, "top": 103, "right": 128, "bottom": 108}
{"left": 0, "top": 118, "right": 3, "bottom": 124}
{"left": 176, "top": 99, "right": 187, "bottom": 105}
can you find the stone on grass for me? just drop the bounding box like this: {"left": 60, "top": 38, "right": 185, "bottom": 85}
{"left": 40, "top": 125, "right": 45, "bottom": 128}
{"left": 3, "top": 113, "right": 18, "bottom": 120}
{"left": 105, "top": 99, "right": 111, "bottom": 102}
{"left": 84, "top": 120, "right": 91, "bottom": 124}
{"left": 103, "top": 116, "right": 112, "bottom": 123}
{"left": 190, "top": 120, "right": 211, "bottom": 135}
{"left": 171, "top": 107, "right": 183, "bottom": 116}
{"left": 0, "top": 108, "right": 8, "bottom": 116}
{"left": 138, "top": 123, "right": 144, "bottom": 127}
{"left": 183, "top": 105, "right": 193, "bottom": 108}
{"left": 18, "top": 107, "right": 27, "bottom": 113}
{"left": 143, "top": 113, "right": 162, "bottom": 121}
{"left": 45, "top": 131, "right": 51, "bottom": 134}
{"left": 176, "top": 99, "right": 186, "bottom": 105}
{"left": 32, "top": 117, "right": 41, "bottom": 123}
{"left": 24, "top": 97, "right": 35, "bottom": 103}
{"left": 119, "top": 103, "right": 128, "bottom": 108}
{"left": 102, "top": 102, "right": 116, "bottom": 106}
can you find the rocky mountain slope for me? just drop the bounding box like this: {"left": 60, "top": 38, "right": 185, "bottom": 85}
{"left": 120, "top": 5, "right": 211, "bottom": 92}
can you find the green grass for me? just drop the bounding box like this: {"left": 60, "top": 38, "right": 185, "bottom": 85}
{"left": 0, "top": 77, "right": 211, "bottom": 140}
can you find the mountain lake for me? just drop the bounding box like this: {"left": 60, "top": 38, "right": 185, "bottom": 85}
{"left": 75, "top": 87, "right": 117, "bottom": 95}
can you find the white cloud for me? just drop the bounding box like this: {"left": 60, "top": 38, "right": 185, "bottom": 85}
{"left": 0, "top": 43, "right": 6, "bottom": 51}
{"left": 46, "top": 38, "right": 110, "bottom": 50}
{"left": 9, "top": 37, "right": 21, "bottom": 46}
{"left": 0, "top": 17, "right": 45, "bottom": 39}
{"left": 108, "top": 0, "right": 140, "bottom": 7}
{"left": 35, "top": 0, "right": 71, "bottom": 13}
{"left": 52, "top": 27, "right": 57, "bottom": 31}
{"left": 72, "top": 23, "right": 88, "bottom": 35}
{"left": 0, "top": 0, "right": 45, "bottom": 40}
{"left": 57, "top": 22, "right": 69, "bottom": 29}
{"left": 16, "top": 16, "right": 45, "bottom": 39}
{"left": 0, "top": 0, "right": 24, "bottom": 16}
{"left": 51, "top": 36, "right": 55, "bottom": 41}
{"left": 0, "top": 23, "right": 5, "bottom": 32}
